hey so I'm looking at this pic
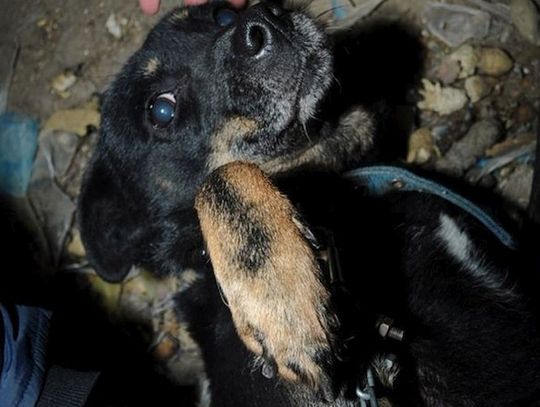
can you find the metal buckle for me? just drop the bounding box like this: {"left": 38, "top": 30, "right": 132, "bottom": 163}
{"left": 356, "top": 368, "right": 379, "bottom": 407}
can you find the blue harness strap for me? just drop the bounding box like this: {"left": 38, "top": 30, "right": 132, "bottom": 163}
{"left": 344, "top": 166, "right": 517, "bottom": 250}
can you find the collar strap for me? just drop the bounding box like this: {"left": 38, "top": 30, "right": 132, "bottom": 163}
{"left": 344, "top": 166, "right": 517, "bottom": 250}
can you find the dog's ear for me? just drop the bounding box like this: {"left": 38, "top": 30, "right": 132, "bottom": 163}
{"left": 78, "top": 159, "right": 147, "bottom": 283}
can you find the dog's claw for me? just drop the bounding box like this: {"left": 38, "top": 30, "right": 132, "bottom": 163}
{"left": 195, "top": 162, "right": 339, "bottom": 393}
{"left": 262, "top": 360, "right": 277, "bottom": 379}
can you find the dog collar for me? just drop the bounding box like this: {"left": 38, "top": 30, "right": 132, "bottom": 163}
{"left": 344, "top": 165, "right": 518, "bottom": 250}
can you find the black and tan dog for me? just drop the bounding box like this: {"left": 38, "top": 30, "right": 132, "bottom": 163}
{"left": 79, "top": 2, "right": 540, "bottom": 406}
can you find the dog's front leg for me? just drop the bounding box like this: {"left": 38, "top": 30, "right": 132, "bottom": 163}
{"left": 195, "top": 162, "right": 339, "bottom": 400}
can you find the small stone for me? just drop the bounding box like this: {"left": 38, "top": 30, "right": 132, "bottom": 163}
{"left": 464, "top": 75, "right": 492, "bottom": 103}
{"left": 511, "top": 0, "right": 540, "bottom": 45}
{"left": 436, "top": 56, "right": 461, "bottom": 84}
{"left": 436, "top": 120, "right": 502, "bottom": 176}
{"left": 514, "top": 102, "right": 536, "bottom": 124}
{"left": 450, "top": 44, "right": 479, "bottom": 79}
{"left": 424, "top": 3, "right": 491, "bottom": 48}
{"left": 37, "top": 18, "right": 49, "bottom": 28}
{"left": 51, "top": 70, "right": 77, "bottom": 98}
{"left": 477, "top": 47, "right": 514, "bottom": 77}
{"left": 43, "top": 107, "right": 100, "bottom": 137}
{"left": 66, "top": 228, "right": 86, "bottom": 258}
{"left": 497, "top": 164, "right": 534, "bottom": 209}
{"left": 431, "top": 125, "right": 449, "bottom": 139}
{"left": 106, "top": 13, "right": 122, "bottom": 39}
{"left": 417, "top": 79, "right": 469, "bottom": 116}
{"left": 486, "top": 132, "right": 537, "bottom": 156}
{"left": 407, "top": 128, "right": 441, "bottom": 164}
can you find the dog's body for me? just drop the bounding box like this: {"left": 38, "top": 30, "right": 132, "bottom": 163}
{"left": 79, "top": 3, "right": 540, "bottom": 406}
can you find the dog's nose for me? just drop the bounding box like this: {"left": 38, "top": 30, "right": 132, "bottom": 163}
{"left": 233, "top": 3, "right": 286, "bottom": 59}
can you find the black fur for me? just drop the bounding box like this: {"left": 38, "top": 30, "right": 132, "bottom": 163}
{"left": 79, "top": 2, "right": 540, "bottom": 406}
{"left": 202, "top": 172, "right": 272, "bottom": 273}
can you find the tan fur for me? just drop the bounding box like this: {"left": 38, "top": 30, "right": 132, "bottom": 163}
{"left": 261, "top": 106, "right": 374, "bottom": 174}
{"left": 195, "top": 162, "right": 337, "bottom": 389}
{"left": 143, "top": 57, "right": 160, "bottom": 77}
{"left": 170, "top": 8, "right": 189, "bottom": 23}
{"left": 206, "top": 116, "right": 259, "bottom": 171}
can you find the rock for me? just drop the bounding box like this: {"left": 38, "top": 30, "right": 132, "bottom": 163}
{"left": 424, "top": 3, "right": 491, "bottom": 48}
{"left": 66, "top": 228, "right": 86, "bottom": 258}
{"left": 51, "top": 70, "right": 77, "bottom": 98}
{"left": 28, "top": 129, "right": 81, "bottom": 263}
{"left": 468, "top": 0, "right": 512, "bottom": 22}
{"left": 477, "top": 48, "right": 514, "bottom": 76}
{"left": 513, "top": 102, "right": 537, "bottom": 124}
{"left": 436, "top": 56, "right": 461, "bottom": 85}
{"left": 496, "top": 164, "right": 534, "bottom": 209}
{"left": 106, "top": 13, "right": 123, "bottom": 39}
{"left": 43, "top": 107, "right": 100, "bottom": 137}
{"left": 511, "top": 0, "right": 540, "bottom": 45}
{"left": 449, "top": 45, "right": 514, "bottom": 78}
{"left": 450, "top": 45, "right": 479, "bottom": 79}
{"left": 417, "top": 79, "right": 469, "bottom": 116}
{"left": 36, "top": 17, "right": 58, "bottom": 39}
{"left": 436, "top": 120, "right": 502, "bottom": 176}
{"left": 486, "top": 132, "right": 537, "bottom": 156}
{"left": 464, "top": 75, "right": 492, "bottom": 103}
{"left": 406, "top": 127, "right": 441, "bottom": 164}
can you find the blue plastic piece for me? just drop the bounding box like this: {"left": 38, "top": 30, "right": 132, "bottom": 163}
{"left": 332, "top": 0, "right": 348, "bottom": 20}
{"left": 0, "top": 112, "right": 39, "bottom": 197}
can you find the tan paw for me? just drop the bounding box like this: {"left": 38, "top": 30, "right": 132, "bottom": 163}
{"left": 195, "top": 161, "right": 339, "bottom": 398}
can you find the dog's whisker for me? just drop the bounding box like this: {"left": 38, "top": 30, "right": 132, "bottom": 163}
{"left": 217, "top": 282, "right": 231, "bottom": 309}
{"left": 332, "top": 73, "right": 343, "bottom": 94}
{"left": 302, "top": 122, "right": 312, "bottom": 143}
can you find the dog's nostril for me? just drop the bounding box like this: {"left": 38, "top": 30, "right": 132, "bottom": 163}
{"left": 245, "top": 24, "right": 267, "bottom": 56}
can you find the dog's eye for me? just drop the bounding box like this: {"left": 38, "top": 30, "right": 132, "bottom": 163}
{"left": 149, "top": 93, "right": 176, "bottom": 127}
{"left": 215, "top": 8, "right": 237, "bottom": 27}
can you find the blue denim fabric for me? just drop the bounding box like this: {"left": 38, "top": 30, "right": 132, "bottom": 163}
{"left": 0, "top": 304, "right": 51, "bottom": 407}
{"left": 344, "top": 166, "right": 517, "bottom": 250}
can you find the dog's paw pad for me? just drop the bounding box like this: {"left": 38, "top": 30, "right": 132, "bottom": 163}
{"left": 195, "top": 161, "right": 338, "bottom": 394}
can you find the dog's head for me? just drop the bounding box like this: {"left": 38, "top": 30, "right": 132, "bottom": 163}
{"left": 105, "top": 1, "right": 332, "bottom": 174}
{"left": 79, "top": 2, "right": 333, "bottom": 281}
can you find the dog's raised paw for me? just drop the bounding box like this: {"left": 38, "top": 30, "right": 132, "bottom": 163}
{"left": 195, "top": 161, "right": 339, "bottom": 396}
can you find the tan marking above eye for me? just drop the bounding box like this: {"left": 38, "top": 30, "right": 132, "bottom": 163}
{"left": 171, "top": 8, "right": 189, "bottom": 23}
{"left": 143, "top": 57, "right": 160, "bottom": 77}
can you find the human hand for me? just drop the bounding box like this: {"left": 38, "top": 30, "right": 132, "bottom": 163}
{"left": 139, "top": 0, "right": 246, "bottom": 15}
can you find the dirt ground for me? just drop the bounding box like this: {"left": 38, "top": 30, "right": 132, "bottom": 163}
{"left": 1, "top": 0, "right": 539, "bottom": 404}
